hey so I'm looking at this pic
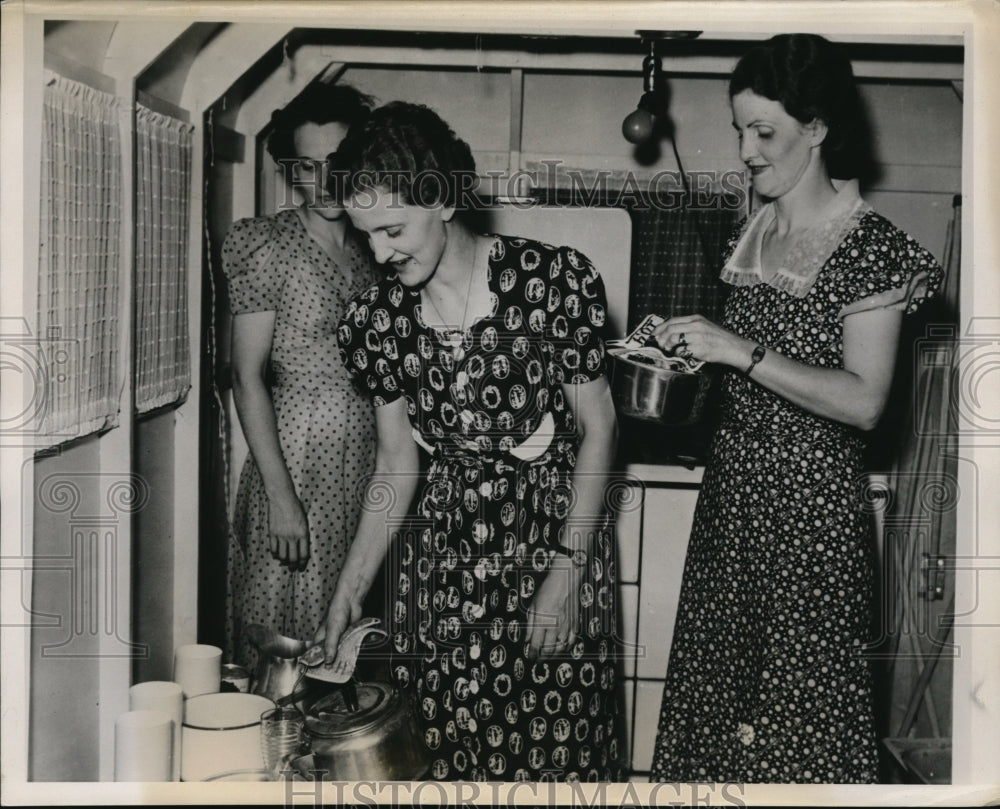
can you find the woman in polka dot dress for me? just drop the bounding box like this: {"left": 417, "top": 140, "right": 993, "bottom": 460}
{"left": 316, "top": 102, "right": 625, "bottom": 782}
{"left": 222, "top": 84, "right": 380, "bottom": 671}
{"left": 648, "top": 35, "right": 943, "bottom": 783}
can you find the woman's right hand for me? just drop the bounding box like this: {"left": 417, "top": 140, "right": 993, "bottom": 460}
{"left": 267, "top": 493, "right": 310, "bottom": 571}
{"left": 231, "top": 310, "right": 313, "bottom": 571}
{"left": 650, "top": 313, "right": 752, "bottom": 369}
{"left": 314, "top": 580, "right": 367, "bottom": 663}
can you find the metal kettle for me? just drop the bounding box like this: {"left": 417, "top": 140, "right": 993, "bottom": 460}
{"left": 304, "top": 681, "right": 429, "bottom": 781}
{"left": 296, "top": 618, "right": 430, "bottom": 781}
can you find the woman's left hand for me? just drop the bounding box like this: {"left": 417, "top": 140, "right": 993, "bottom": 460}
{"left": 650, "top": 314, "right": 750, "bottom": 369}
{"left": 526, "top": 559, "right": 583, "bottom": 660}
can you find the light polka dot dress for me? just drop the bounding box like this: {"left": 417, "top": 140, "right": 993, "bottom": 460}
{"left": 222, "top": 209, "right": 379, "bottom": 671}
{"left": 339, "top": 235, "right": 625, "bottom": 782}
{"left": 651, "top": 209, "right": 943, "bottom": 784}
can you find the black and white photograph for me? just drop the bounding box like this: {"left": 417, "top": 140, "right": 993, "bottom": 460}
{"left": 1, "top": 1, "right": 998, "bottom": 805}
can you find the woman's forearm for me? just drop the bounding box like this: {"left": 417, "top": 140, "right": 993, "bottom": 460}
{"left": 724, "top": 307, "right": 903, "bottom": 431}
{"left": 655, "top": 308, "right": 904, "bottom": 432}
{"left": 231, "top": 371, "right": 297, "bottom": 501}
{"left": 340, "top": 400, "right": 423, "bottom": 589}
{"left": 731, "top": 341, "right": 890, "bottom": 430}
{"left": 231, "top": 310, "right": 310, "bottom": 567}
{"left": 526, "top": 379, "right": 617, "bottom": 659}
{"left": 340, "top": 455, "right": 421, "bottom": 588}
{"left": 561, "top": 381, "right": 619, "bottom": 553}
{"left": 318, "top": 400, "right": 420, "bottom": 657}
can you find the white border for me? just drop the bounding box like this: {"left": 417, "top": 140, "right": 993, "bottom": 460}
{"left": 2, "top": 1, "right": 998, "bottom": 806}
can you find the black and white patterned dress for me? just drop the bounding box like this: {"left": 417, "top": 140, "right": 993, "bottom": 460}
{"left": 651, "top": 207, "right": 943, "bottom": 783}
{"left": 339, "top": 234, "right": 624, "bottom": 782}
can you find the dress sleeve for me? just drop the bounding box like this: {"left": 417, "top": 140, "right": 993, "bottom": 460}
{"left": 221, "top": 216, "right": 287, "bottom": 314}
{"left": 836, "top": 216, "right": 944, "bottom": 319}
{"left": 546, "top": 245, "right": 608, "bottom": 384}
{"left": 336, "top": 284, "right": 404, "bottom": 406}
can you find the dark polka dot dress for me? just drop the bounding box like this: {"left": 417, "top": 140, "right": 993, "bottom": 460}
{"left": 339, "top": 235, "right": 625, "bottom": 782}
{"left": 651, "top": 209, "right": 943, "bottom": 784}
{"left": 222, "top": 208, "right": 379, "bottom": 670}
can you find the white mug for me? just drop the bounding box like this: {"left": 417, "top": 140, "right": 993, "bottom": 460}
{"left": 114, "top": 709, "right": 173, "bottom": 781}
{"left": 173, "top": 644, "right": 222, "bottom": 699}
{"left": 129, "top": 680, "right": 183, "bottom": 780}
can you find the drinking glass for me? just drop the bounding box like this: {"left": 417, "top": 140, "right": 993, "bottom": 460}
{"left": 259, "top": 705, "right": 305, "bottom": 779}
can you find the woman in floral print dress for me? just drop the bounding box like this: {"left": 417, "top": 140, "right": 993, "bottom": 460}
{"left": 316, "top": 102, "right": 624, "bottom": 782}
{"left": 649, "top": 35, "right": 943, "bottom": 783}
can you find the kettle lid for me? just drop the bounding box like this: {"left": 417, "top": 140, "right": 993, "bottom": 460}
{"left": 305, "top": 681, "right": 399, "bottom": 737}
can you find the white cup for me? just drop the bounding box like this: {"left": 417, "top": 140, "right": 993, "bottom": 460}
{"left": 173, "top": 644, "right": 222, "bottom": 699}
{"left": 114, "top": 709, "right": 173, "bottom": 781}
{"left": 130, "top": 681, "right": 183, "bottom": 780}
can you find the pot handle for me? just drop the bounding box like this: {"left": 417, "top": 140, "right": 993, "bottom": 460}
{"left": 342, "top": 679, "right": 360, "bottom": 712}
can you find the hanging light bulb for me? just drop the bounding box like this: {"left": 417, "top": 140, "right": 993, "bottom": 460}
{"left": 621, "top": 97, "right": 657, "bottom": 144}
{"left": 622, "top": 41, "right": 664, "bottom": 144}
{"left": 622, "top": 31, "right": 701, "bottom": 145}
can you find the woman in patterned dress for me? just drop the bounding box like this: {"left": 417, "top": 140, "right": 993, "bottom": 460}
{"left": 648, "top": 35, "right": 943, "bottom": 783}
{"left": 223, "top": 83, "right": 380, "bottom": 671}
{"left": 316, "top": 102, "right": 625, "bottom": 782}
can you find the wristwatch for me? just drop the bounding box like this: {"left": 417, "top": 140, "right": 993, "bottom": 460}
{"left": 745, "top": 344, "right": 766, "bottom": 376}
{"left": 552, "top": 545, "right": 588, "bottom": 568}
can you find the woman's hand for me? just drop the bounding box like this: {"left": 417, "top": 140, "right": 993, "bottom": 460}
{"left": 231, "top": 310, "right": 314, "bottom": 569}
{"left": 526, "top": 559, "right": 584, "bottom": 660}
{"left": 651, "top": 314, "right": 752, "bottom": 369}
{"left": 267, "top": 492, "right": 310, "bottom": 571}
{"left": 527, "top": 377, "right": 615, "bottom": 661}
{"left": 314, "top": 576, "right": 368, "bottom": 663}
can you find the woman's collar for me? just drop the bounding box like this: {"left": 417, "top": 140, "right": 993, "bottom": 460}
{"left": 721, "top": 179, "right": 870, "bottom": 297}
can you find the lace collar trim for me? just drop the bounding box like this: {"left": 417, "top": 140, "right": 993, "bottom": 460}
{"left": 721, "top": 180, "right": 871, "bottom": 298}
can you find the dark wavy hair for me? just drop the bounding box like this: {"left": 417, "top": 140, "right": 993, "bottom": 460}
{"left": 730, "top": 34, "right": 873, "bottom": 180}
{"left": 265, "top": 82, "right": 375, "bottom": 168}
{"left": 329, "top": 101, "right": 477, "bottom": 208}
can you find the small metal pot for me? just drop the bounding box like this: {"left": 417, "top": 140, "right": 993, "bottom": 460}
{"left": 304, "top": 681, "right": 429, "bottom": 781}
{"left": 245, "top": 624, "right": 309, "bottom": 706}
{"left": 607, "top": 344, "right": 711, "bottom": 427}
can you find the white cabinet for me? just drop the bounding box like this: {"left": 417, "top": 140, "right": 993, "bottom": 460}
{"left": 635, "top": 487, "right": 698, "bottom": 679}
{"left": 615, "top": 464, "right": 702, "bottom": 776}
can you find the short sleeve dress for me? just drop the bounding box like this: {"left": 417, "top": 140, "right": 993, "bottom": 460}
{"left": 650, "top": 187, "right": 944, "bottom": 783}
{"left": 222, "top": 208, "right": 379, "bottom": 670}
{"left": 338, "top": 234, "right": 625, "bottom": 783}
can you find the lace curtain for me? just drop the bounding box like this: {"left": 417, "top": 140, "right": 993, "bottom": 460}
{"left": 135, "top": 104, "right": 194, "bottom": 413}
{"left": 37, "top": 74, "right": 123, "bottom": 444}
